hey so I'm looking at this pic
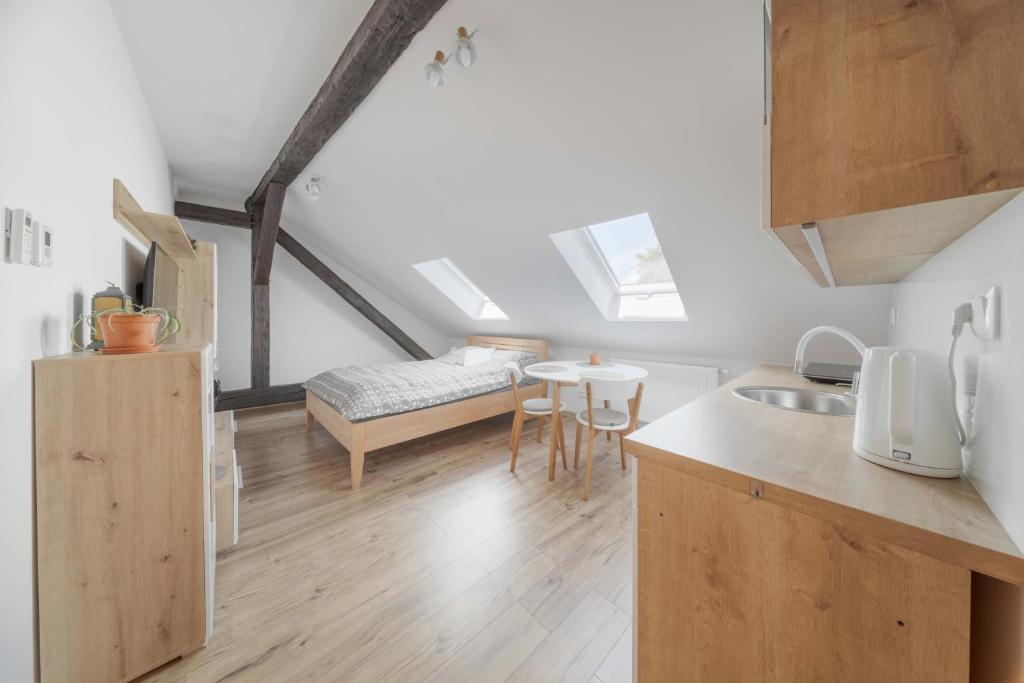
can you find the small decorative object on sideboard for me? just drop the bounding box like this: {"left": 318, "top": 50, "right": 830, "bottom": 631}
{"left": 589, "top": 352, "right": 601, "bottom": 366}
{"left": 86, "top": 283, "right": 133, "bottom": 349}
{"left": 73, "top": 302, "right": 180, "bottom": 354}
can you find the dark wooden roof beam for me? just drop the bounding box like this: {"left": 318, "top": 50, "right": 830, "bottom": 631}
{"left": 174, "top": 201, "right": 250, "bottom": 228}
{"left": 275, "top": 229, "right": 432, "bottom": 360}
{"left": 252, "top": 181, "right": 285, "bottom": 285}
{"left": 216, "top": 383, "right": 305, "bottom": 411}
{"left": 171, "top": 203, "right": 432, "bottom": 361}
{"left": 244, "top": 0, "right": 449, "bottom": 211}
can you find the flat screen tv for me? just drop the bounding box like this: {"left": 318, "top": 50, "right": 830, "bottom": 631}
{"left": 138, "top": 241, "right": 157, "bottom": 308}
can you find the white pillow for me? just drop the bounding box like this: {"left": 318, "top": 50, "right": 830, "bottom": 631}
{"left": 461, "top": 346, "right": 495, "bottom": 367}
{"left": 437, "top": 345, "right": 496, "bottom": 366}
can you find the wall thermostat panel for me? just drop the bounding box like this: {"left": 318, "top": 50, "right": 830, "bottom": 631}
{"left": 32, "top": 222, "right": 53, "bottom": 267}
{"left": 6, "top": 208, "right": 34, "bottom": 264}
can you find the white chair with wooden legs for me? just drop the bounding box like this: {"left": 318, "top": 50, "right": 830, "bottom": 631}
{"left": 574, "top": 378, "right": 644, "bottom": 501}
{"left": 507, "top": 367, "right": 567, "bottom": 473}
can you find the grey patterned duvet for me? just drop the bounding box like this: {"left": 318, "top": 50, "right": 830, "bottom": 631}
{"left": 303, "top": 353, "right": 540, "bottom": 422}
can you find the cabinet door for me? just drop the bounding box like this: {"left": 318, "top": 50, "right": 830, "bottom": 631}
{"left": 636, "top": 459, "right": 971, "bottom": 681}
{"left": 771, "top": 0, "right": 1024, "bottom": 228}
{"left": 35, "top": 351, "right": 208, "bottom": 682}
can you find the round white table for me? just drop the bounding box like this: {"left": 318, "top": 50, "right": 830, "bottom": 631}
{"left": 524, "top": 360, "right": 649, "bottom": 481}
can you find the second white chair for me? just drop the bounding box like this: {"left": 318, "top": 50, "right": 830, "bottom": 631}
{"left": 574, "top": 377, "right": 644, "bottom": 501}
{"left": 507, "top": 366, "right": 567, "bottom": 473}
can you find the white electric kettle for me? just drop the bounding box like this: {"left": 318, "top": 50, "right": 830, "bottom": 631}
{"left": 853, "top": 347, "right": 962, "bottom": 478}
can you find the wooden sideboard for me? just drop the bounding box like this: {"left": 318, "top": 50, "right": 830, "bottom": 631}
{"left": 34, "top": 345, "right": 216, "bottom": 683}
{"left": 31, "top": 181, "right": 239, "bottom": 681}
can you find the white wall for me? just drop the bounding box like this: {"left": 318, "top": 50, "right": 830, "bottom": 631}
{"left": 0, "top": 1, "right": 173, "bottom": 680}
{"left": 181, "top": 220, "right": 451, "bottom": 390}
{"left": 890, "top": 193, "right": 1024, "bottom": 551}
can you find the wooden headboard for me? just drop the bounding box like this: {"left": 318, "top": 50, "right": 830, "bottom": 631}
{"left": 466, "top": 335, "right": 548, "bottom": 361}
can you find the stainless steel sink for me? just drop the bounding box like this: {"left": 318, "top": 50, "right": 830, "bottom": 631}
{"left": 732, "top": 386, "right": 855, "bottom": 417}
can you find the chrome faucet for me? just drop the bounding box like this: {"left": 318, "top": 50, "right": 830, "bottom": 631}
{"left": 793, "top": 326, "right": 868, "bottom": 394}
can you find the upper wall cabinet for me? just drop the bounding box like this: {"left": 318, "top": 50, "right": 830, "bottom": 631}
{"left": 766, "top": 0, "right": 1024, "bottom": 286}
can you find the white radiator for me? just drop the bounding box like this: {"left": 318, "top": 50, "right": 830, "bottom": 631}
{"left": 611, "top": 358, "right": 720, "bottom": 422}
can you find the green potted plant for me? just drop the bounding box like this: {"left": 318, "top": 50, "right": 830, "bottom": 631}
{"left": 73, "top": 302, "right": 180, "bottom": 353}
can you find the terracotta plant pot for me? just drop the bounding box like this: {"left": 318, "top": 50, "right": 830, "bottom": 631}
{"left": 97, "top": 313, "right": 161, "bottom": 350}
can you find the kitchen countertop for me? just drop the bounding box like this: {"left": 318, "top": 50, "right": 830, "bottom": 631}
{"left": 625, "top": 364, "right": 1024, "bottom": 585}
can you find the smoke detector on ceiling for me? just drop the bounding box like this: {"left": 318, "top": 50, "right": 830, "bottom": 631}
{"left": 304, "top": 176, "right": 322, "bottom": 201}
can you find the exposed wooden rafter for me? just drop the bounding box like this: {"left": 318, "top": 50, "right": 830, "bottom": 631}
{"left": 275, "top": 229, "right": 432, "bottom": 361}
{"left": 244, "top": 0, "right": 449, "bottom": 211}
{"left": 179, "top": 0, "right": 446, "bottom": 408}
{"left": 216, "top": 383, "right": 305, "bottom": 412}
{"left": 250, "top": 204, "right": 271, "bottom": 388}
{"left": 175, "top": 202, "right": 433, "bottom": 362}
{"left": 174, "top": 201, "right": 250, "bottom": 228}
{"left": 252, "top": 181, "right": 285, "bottom": 285}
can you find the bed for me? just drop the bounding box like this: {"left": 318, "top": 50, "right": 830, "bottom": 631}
{"left": 304, "top": 335, "right": 549, "bottom": 490}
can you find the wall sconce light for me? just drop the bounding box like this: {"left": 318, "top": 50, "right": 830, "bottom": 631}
{"left": 424, "top": 26, "right": 478, "bottom": 87}
{"left": 304, "top": 176, "right": 322, "bottom": 201}
{"left": 425, "top": 51, "right": 447, "bottom": 88}
{"left": 454, "top": 26, "right": 477, "bottom": 67}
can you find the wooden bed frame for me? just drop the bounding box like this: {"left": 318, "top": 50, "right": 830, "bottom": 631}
{"left": 305, "top": 335, "right": 549, "bottom": 490}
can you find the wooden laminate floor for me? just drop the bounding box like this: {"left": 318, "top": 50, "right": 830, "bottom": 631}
{"left": 144, "top": 404, "right": 635, "bottom": 683}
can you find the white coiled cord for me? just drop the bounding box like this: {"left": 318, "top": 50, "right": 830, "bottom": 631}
{"left": 948, "top": 302, "right": 973, "bottom": 449}
{"left": 948, "top": 334, "right": 967, "bottom": 448}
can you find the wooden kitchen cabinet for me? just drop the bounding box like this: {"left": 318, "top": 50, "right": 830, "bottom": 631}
{"left": 636, "top": 458, "right": 971, "bottom": 681}
{"left": 627, "top": 365, "right": 1024, "bottom": 682}
{"left": 767, "top": 0, "right": 1024, "bottom": 286}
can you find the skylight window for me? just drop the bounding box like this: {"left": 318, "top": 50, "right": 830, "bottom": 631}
{"left": 550, "top": 213, "right": 686, "bottom": 321}
{"left": 413, "top": 257, "right": 508, "bottom": 321}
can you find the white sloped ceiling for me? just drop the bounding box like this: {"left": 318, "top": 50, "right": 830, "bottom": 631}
{"left": 114, "top": 0, "right": 894, "bottom": 364}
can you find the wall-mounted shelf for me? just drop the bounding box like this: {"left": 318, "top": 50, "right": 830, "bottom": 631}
{"left": 113, "top": 178, "right": 195, "bottom": 262}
